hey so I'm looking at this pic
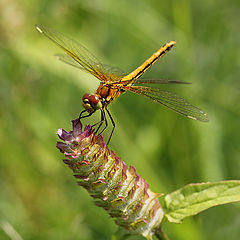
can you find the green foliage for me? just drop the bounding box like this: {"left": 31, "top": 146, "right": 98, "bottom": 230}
{"left": 0, "top": 0, "right": 240, "bottom": 240}
{"left": 164, "top": 181, "right": 240, "bottom": 224}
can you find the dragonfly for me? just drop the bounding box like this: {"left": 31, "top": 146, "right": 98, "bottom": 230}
{"left": 35, "top": 24, "right": 208, "bottom": 144}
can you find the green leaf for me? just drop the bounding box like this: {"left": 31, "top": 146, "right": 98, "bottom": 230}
{"left": 163, "top": 180, "right": 240, "bottom": 223}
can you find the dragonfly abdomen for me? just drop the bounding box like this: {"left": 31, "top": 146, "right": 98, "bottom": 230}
{"left": 121, "top": 41, "right": 176, "bottom": 81}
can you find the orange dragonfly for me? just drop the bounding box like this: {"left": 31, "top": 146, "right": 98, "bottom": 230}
{"left": 35, "top": 24, "right": 208, "bottom": 144}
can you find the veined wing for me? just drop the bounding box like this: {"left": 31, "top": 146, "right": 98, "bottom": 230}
{"left": 55, "top": 53, "right": 125, "bottom": 82}
{"left": 126, "top": 86, "right": 209, "bottom": 122}
{"left": 35, "top": 24, "right": 123, "bottom": 82}
{"left": 134, "top": 79, "right": 191, "bottom": 84}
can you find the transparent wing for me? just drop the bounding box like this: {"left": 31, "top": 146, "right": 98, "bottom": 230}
{"left": 35, "top": 24, "right": 123, "bottom": 82}
{"left": 126, "top": 86, "right": 209, "bottom": 122}
{"left": 55, "top": 53, "right": 85, "bottom": 69}
{"left": 101, "top": 64, "right": 126, "bottom": 81}
{"left": 134, "top": 79, "right": 191, "bottom": 84}
{"left": 55, "top": 53, "right": 125, "bottom": 82}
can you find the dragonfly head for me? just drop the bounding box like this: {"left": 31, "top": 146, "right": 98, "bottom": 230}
{"left": 82, "top": 93, "right": 102, "bottom": 113}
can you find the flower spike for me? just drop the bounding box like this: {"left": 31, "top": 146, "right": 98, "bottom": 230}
{"left": 57, "top": 119, "right": 164, "bottom": 240}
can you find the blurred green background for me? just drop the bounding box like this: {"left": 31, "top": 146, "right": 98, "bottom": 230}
{"left": 0, "top": 0, "right": 240, "bottom": 239}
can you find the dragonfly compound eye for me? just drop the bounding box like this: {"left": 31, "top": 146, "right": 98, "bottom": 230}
{"left": 82, "top": 93, "right": 102, "bottom": 113}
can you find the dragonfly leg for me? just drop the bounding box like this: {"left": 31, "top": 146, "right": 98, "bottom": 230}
{"left": 105, "top": 108, "right": 115, "bottom": 145}
{"left": 94, "top": 109, "right": 110, "bottom": 153}
{"left": 93, "top": 109, "right": 105, "bottom": 133}
{"left": 98, "top": 109, "right": 108, "bottom": 136}
{"left": 79, "top": 109, "right": 93, "bottom": 119}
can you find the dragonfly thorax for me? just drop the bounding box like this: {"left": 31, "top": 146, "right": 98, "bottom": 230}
{"left": 82, "top": 93, "right": 102, "bottom": 113}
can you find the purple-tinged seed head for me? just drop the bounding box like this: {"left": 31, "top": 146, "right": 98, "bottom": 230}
{"left": 56, "top": 119, "right": 164, "bottom": 240}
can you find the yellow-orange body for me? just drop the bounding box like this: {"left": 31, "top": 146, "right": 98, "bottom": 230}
{"left": 96, "top": 83, "right": 126, "bottom": 107}
{"left": 95, "top": 40, "right": 176, "bottom": 107}
{"left": 36, "top": 24, "right": 208, "bottom": 145}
